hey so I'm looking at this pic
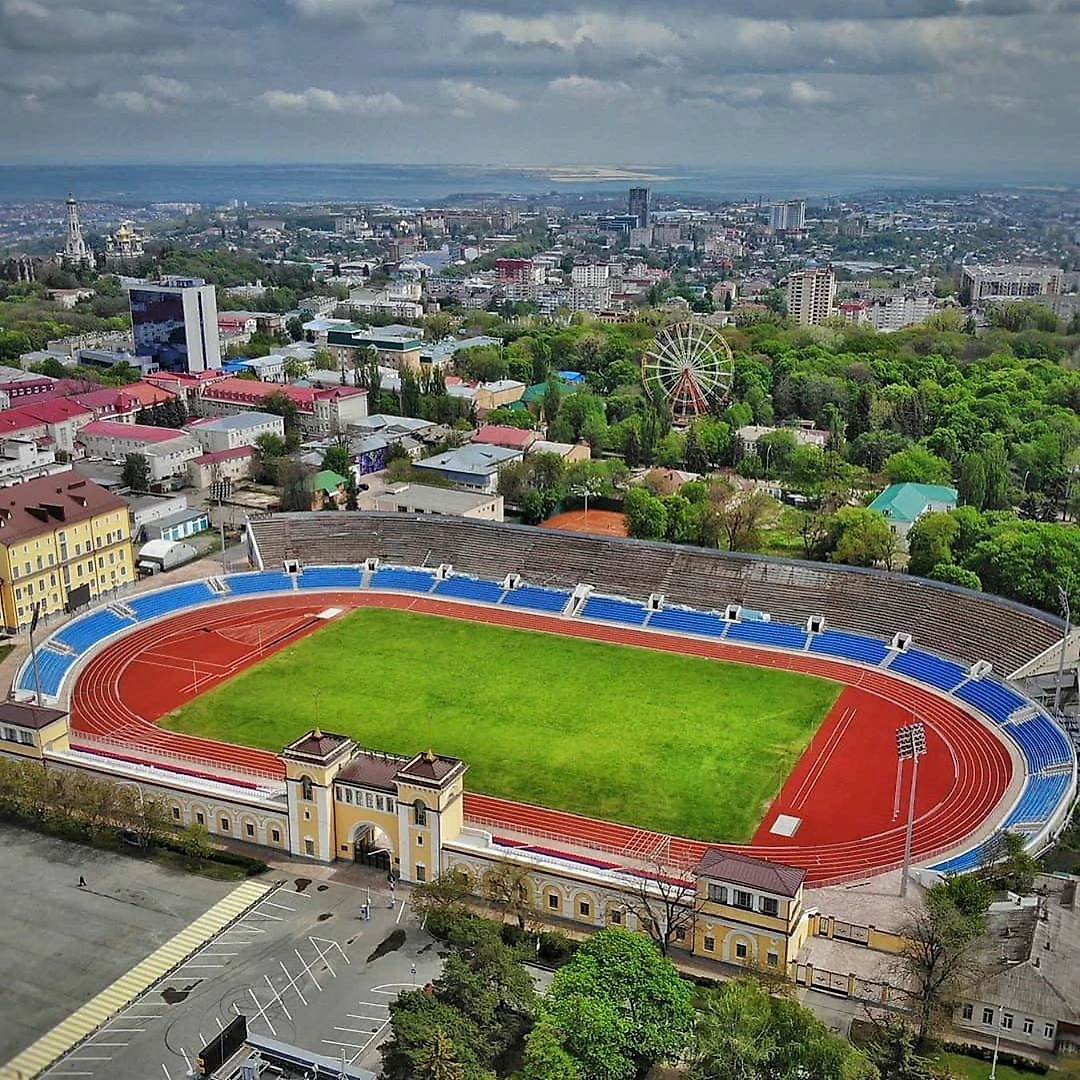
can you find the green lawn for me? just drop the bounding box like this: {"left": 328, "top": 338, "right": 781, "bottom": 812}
{"left": 163, "top": 608, "right": 841, "bottom": 842}
{"left": 935, "top": 1052, "right": 1043, "bottom": 1080}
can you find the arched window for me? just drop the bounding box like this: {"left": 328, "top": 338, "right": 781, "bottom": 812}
{"left": 301, "top": 776, "right": 314, "bottom": 802}
{"left": 414, "top": 799, "right": 428, "bottom": 826}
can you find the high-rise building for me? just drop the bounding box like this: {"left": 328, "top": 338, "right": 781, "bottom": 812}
{"left": 628, "top": 187, "right": 650, "bottom": 228}
{"left": 57, "top": 195, "right": 96, "bottom": 271}
{"left": 570, "top": 263, "right": 610, "bottom": 288}
{"left": 959, "top": 265, "right": 1064, "bottom": 306}
{"left": 127, "top": 276, "right": 222, "bottom": 374}
{"left": 770, "top": 200, "right": 806, "bottom": 233}
{"left": 786, "top": 267, "right": 836, "bottom": 326}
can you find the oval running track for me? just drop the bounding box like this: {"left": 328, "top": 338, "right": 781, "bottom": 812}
{"left": 68, "top": 590, "right": 1014, "bottom": 885}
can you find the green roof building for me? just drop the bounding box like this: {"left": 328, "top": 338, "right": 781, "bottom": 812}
{"left": 868, "top": 482, "right": 958, "bottom": 545}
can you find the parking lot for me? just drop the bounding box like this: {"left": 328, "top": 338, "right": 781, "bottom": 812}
{"left": 41, "top": 873, "right": 443, "bottom": 1079}
{"left": 0, "top": 825, "right": 238, "bottom": 1067}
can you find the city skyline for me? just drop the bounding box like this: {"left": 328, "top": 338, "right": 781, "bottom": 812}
{"left": 0, "top": 0, "right": 1077, "bottom": 175}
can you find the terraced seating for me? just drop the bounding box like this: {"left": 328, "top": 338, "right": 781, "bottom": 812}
{"left": 501, "top": 584, "right": 570, "bottom": 613}
{"left": 433, "top": 575, "right": 506, "bottom": 604}
{"left": 809, "top": 629, "right": 890, "bottom": 665}
{"left": 248, "top": 512, "right": 1064, "bottom": 673}
{"left": 726, "top": 619, "right": 807, "bottom": 649}
{"left": 1004, "top": 773, "right": 1073, "bottom": 827}
{"left": 889, "top": 648, "right": 966, "bottom": 691}
{"left": 370, "top": 566, "right": 437, "bottom": 593}
{"left": 128, "top": 581, "right": 217, "bottom": 622}
{"left": 648, "top": 606, "right": 726, "bottom": 638}
{"left": 226, "top": 571, "right": 295, "bottom": 596}
{"left": 1006, "top": 713, "right": 1074, "bottom": 773}
{"left": 931, "top": 837, "right": 1007, "bottom": 875}
{"left": 299, "top": 565, "right": 363, "bottom": 590}
{"left": 17, "top": 647, "right": 76, "bottom": 697}
{"left": 581, "top": 595, "right": 648, "bottom": 626}
{"left": 955, "top": 677, "right": 1027, "bottom": 725}
{"left": 53, "top": 608, "right": 134, "bottom": 653}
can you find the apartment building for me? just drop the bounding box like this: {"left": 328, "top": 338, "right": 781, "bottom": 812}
{"left": 0, "top": 472, "right": 135, "bottom": 631}
{"left": 786, "top": 267, "right": 836, "bottom": 326}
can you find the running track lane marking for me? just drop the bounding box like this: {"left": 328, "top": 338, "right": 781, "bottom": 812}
{"left": 0, "top": 880, "right": 271, "bottom": 1080}
{"left": 69, "top": 592, "right": 1013, "bottom": 884}
{"left": 789, "top": 705, "right": 857, "bottom": 811}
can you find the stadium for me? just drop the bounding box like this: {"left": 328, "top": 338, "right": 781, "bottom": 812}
{"left": 12, "top": 514, "right": 1075, "bottom": 876}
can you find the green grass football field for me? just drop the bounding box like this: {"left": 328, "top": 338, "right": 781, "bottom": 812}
{"left": 163, "top": 608, "right": 841, "bottom": 842}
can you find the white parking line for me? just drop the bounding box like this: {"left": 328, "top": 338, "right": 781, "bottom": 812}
{"left": 262, "top": 901, "right": 296, "bottom": 912}
{"left": 103, "top": 1027, "right": 146, "bottom": 1033}
{"left": 348, "top": 1014, "right": 387, "bottom": 1022}
{"left": 250, "top": 910, "right": 282, "bottom": 921}
{"left": 67, "top": 1055, "right": 113, "bottom": 1061}
{"left": 179, "top": 964, "right": 225, "bottom": 969}
{"left": 84, "top": 1042, "right": 128, "bottom": 1047}
{"left": 323, "top": 1040, "right": 365, "bottom": 1050}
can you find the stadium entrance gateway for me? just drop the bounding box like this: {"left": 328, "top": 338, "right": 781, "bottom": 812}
{"left": 353, "top": 823, "right": 393, "bottom": 871}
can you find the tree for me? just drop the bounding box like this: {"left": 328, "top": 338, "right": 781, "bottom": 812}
{"left": 883, "top": 446, "right": 952, "bottom": 486}
{"left": 520, "top": 1017, "right": 584, "bottom": 1080}
{"left": 893, "top": 880, "right": 988, "bottom": 1048}
{"left": 632, "top": 859, "right": 703, "bottom": 956}
{"left": 286, "top": 315, "right": 304, "bottom": 341}
{"left": 260, "top": 389, "right": 300, "bottom": 435}
{"left": 539, "top": 928, "right": 694, "bottom": 1080}
{"left": 691, "top": 977, "right": 878, "bottom": 1080}
{"left": 121, "top": 453, "right": 151, "bottom": 492}
{"left": 865, "top": 1015, "right": 938, "bottom": 1080}
{"left": 483, "top": 858, "right": 536, "bottom": 930}
{"left": 906, "top": 512, "right": 959, "bottom": 577}
{"left": 826, "top": 506, "right": 898, "bottom": 568}
{"left": 414, "top": 1027, "right": 465, "bottom": 1080}
{"left": 410, "top": 867, "right": 474, "bottom": 927}
{"left": 927, "top": 562, "right": 982, "bottom": 591}
{"left": 623, "top": 486, "right": 668, "bottom": 540}
{"left": 714, "top": 488, "right": 774, "bottom": 552}
{"left": 278, "top": 461, "right": 314, "bottom": 512}
{"left": 977, "top": 830, "right": 1039, "bottom": 895}
{"left": 281, "top": 354, "right": 309, "bottom": 382}
{"left": 322, "top": 443, "right": 352, "bottom": 477}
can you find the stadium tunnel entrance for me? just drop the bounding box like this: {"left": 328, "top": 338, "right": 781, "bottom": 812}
{"left": 352, "top": 822, "right": 394, "bottom": 871}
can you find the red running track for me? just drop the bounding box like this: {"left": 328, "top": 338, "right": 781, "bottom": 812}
{"left": 69, "top": 591, "right": 1015, "bottom": 885}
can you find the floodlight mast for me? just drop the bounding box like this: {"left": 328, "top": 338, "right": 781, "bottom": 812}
{"left": 896, "top": 721, "right": 927, "bottom": 899}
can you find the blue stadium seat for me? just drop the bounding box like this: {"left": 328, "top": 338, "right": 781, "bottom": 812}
{"left": 500, "top": 585, "right": 570, "bottom": 614}
{"left": 648, "top": 606, "right": 726, "bottom": 638}
{"left": 17, "top": 647, "right": 76, "bottom": 697}
{"left": 1006, "top": 714, "right": 1074, "bottom": 773}
{"left": 433, "top": 576, "right": 506, "bottom": 604}
{"left": 954, "top": 678, "right": 1027, "bottom": 725}
{"left": 889, "top": 648, "right": 966, "bottom": 691}
{"left": 226, "top": 571, "right": 295, "bottom": 595}
{"left": 53, "top": 608, "right": 134, "bottom": 654}
{"left": 128, "top": 581, "right": 217, "bottom": 621}
{"left": 299, "top": 566, "right": 363, "bottom": 590}
{"left": 810, "top": 629, "right": 890, "bottom": 665}
{"left": 580, "top": 595, "right": 648, "bottom": 627}
{"left": 726, "top": 619, "right": 807, "bottom": 649}
{"left": 370, "top": 567, "right": 437, "bottom": 593}
{"left": 1004, "top": 773, "right": 1072, "bottom": 828}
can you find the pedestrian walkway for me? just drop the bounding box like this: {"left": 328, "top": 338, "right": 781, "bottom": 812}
{"left": 0, "top": 879, "right": 271, "bottom": 1080}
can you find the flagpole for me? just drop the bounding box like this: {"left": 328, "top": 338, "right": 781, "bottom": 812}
{"left": 28, "top": 601, "right": 43, "bottom": 707}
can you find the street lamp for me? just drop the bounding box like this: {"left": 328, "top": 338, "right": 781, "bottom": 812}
{"left": 989, "top": 1006, "right": 1006, "bottom": 1080}
{"left": 1053, "top": 584, "right": 1071, "bottom": 715}
{"left": 896, "top": 721, "right": 927, "bottom": 899}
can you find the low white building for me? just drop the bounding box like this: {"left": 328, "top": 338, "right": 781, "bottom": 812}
{"left": 186, "top": 411, "right": 284, "bottom": 454}
{"left": 0, "top": 439, "right": 70, "bottom": 487}
{"left": 374, "top": 484, "right": 504, "bottom": 522}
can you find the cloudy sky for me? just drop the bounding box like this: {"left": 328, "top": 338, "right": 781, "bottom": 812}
{"left": 0, "top": 0, "right": 1078, "bottom": 175}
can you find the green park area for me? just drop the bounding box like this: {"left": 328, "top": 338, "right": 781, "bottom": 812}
{"left": 163, "top": 608, "right": 839, "bottom": 843}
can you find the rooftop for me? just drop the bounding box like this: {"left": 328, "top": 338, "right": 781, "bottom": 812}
{"left": 375, "top": 484, "right": 497, "bottom": 514}
{"left": 0, "top": 472, "right": 128, "bottom": 544}
{"left": 414, "top": 443, "right": 521, "bottom": 476}
{"left": 868, "top": 482, "right": 959, "bottom": 523}
{"left": 283, "top": 728, "right": 353, "bottom": 763}
{"left": 79, "top": 420, "right": 183, "bottom": 444}
{"left": 693, "top": 847, "right": 807, "bottom": 897}
{"left": 336, "top": 751, "right": 407, "bottom": 793}
{"left": 398, "top": 749, "right": 466, "bottom": 787}
{"left": 472, "top": 425, "right": 536, "bottom": 450}
{"left": 192, "top": 446, "right": 256, "bottom": 465}
{"left": 0, "top": 701, "right": 67, "bottom": 730}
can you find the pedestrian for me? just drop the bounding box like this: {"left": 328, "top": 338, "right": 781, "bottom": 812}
{"left": 361, "top": 903, "right": 370, "bottom": 920}
{"left": 78, "top": 876, "right": 86, "bottom": 888}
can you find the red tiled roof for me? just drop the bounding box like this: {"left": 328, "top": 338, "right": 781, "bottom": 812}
{"left": 0, "top": 472, "right": 128, "bottom": 544}
{"left": 79, "top": 420, "right": 182, "bottom": 443}
{"left": 693, "top": 848, "right": 806, "bottom": 897}
{"left": 201, "top": 377, "right": 317, "bottom": 411}
{"left": 71, "top": 388, "right": 139, "bottom": 412}
{"left": 473, "top": 425, "right": 536, "bottom": 450}
{"left": 123, "top": 382, "right": 178, "bottom": 407}
{"left": 0, "top": 398, "right": 93, "bottom": 435}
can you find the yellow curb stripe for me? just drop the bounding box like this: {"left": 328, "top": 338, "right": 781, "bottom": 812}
{"left": 0, "top": 880, "right": 269, "bottom": 1080}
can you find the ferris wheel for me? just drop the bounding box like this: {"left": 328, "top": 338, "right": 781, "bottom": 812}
{"left": 642, "top": 321, "right": 734, "bottom": 424}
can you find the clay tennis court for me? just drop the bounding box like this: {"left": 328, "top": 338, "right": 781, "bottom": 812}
{"left": 543, "top": 508, "right": 628, "bottom": 538}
